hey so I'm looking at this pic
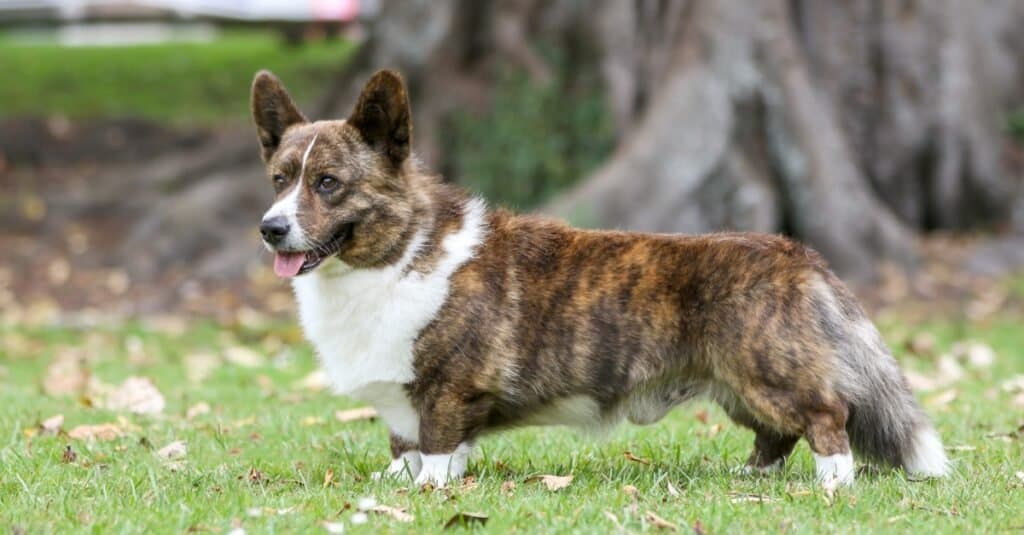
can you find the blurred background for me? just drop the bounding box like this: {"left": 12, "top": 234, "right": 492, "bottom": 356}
{"left": 2, "top": 0, "right": 1024, "bottom": 324}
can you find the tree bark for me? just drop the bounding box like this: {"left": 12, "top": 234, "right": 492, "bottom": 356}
{"left": 110, "top": 0, "right": 1024, "bottom": 284}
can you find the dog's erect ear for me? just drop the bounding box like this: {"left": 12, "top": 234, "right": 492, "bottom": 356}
{"left": 348, "top": 69, "right": 412, "bottom": 166}
{"left": 251, "top": 70, "right": 308, "bottom": 162}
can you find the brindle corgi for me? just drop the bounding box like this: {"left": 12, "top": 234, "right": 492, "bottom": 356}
{"left": 251, "top": 69, "right": 949, "bottom": 489}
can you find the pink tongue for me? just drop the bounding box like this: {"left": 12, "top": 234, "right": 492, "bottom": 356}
{"left": 273, "top": 252, "right": 306, "bottom": 278}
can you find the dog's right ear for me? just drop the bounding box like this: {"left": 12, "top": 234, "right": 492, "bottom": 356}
{"left": 251, "top": 70, "right": 308, "bottom": 162}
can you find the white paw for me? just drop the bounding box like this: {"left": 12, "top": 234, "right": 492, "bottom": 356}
{"left": 814, "top": 452, "right": 855, "bottom": 490}
{"left": 373, "top": 451, "right": 422, "bottom": 481}
{"left": 413, "top": 444, "right": 472, "bottom": 488}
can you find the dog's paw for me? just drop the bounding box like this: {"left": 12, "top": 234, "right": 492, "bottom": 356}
{"left": 373, "top": 452, "right": 422, "bottom": 481}
{"left": 413, "top": 451, "right": 467, "bottom": 488}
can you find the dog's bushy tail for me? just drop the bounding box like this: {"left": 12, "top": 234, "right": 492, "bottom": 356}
{"left": 817, "top": 279, "right": 950, "bottom": 478}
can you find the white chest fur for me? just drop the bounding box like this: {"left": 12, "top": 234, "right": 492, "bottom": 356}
{"left": 291, "top": 199, "right": 486, "bottom": 438}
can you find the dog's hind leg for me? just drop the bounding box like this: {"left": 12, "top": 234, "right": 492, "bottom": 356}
{"left": 717, "top": 394, "right": 799, "bottom": 473}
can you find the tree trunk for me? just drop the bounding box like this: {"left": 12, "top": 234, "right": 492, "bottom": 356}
{"left": 113, "top": 0, "right": 1024, "bottom": 285}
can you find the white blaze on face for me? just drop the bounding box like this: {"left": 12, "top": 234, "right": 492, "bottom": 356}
{"left": 261, "top": 133, "right": 319, "bottom": 250}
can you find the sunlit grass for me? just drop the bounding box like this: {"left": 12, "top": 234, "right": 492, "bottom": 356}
{"left": 0, "top": 30, "right": 352, "bottom": 124}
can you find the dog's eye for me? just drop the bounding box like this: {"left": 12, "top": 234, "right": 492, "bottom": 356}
{"left": 316, "top": 175, "right": 339, "bottom": 193}
{"left": 272, "top": 174, "right": 287, "bottom": 189}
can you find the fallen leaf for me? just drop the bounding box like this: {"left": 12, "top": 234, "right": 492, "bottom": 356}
{"left": 1001, "top": 375, "right": 1024, "bottom": 393}
{"left": 323, "top": 468, "right": 335, "bottom": 488}
{"left": 926, "top": 388, "right": 959, "bottom": 408}
{"left": 156, "top": 440, "right": 187, "bottom": 460}
{"left": 248, "top": 467, "right": 265, "bottom": 484}
{"left": 186, "top": 402, "right": 211, "bottom": 419}
{"left": 40, "top": 414, "right": 64, "bottom": 435}
{"left": 624, "top": 451, "right": 651, "bottom": 465}
{"left": 645, "top": 511, "right": 678, "bottom": 531}
{"left": 667, "top": 480, "right": 680, "bottom": 497}
{"left": 936, "top": 355, "right": 965, "bottom": 385}
{"left": 371, "top": 505, "right": 413, "bottom": 522}
{"left": 603, "top": 511, "right": 624, "bottom": 530}
{"left": 905, "top": 370, "right": 938, "bottom": 392}
{"left": 68, "top": 423, "right": 124, "bottom": 441}
{"left": 906, "top": 332, "right": 937, "bottom": 357}
{"left": 61, "top": 445, "right": 77, "bottom": 463}
{"left": 335, "top": 407, "right": 378, "bottom": 423}
{"left": 224, "top": 346, "right": 265, "bottom": 368}
{"left": 443, "top": 512, "right": 487, "bottom": 529}
{"left": 952, "top": 341, "right": 996, "bottom": 369}
{"left": 623, "top": 484, "right": 639, "bottom": 498}
{"left": 302, "top": 416, "right": 326, "bottom": 427}
{"left": 184, "top": 352, "right": 220, "bottom": 383}
{"left": 295, "top": 370, "right": 329, "bottom": 392}
{"left": 526, "top": 474, "right": 573, "bottom": 492}
{"left": 694, "top": 409, "right": 709, "bottom": 424}
{"left": 42, "top": 350, "right": 89, "bottom": 397}
{"left": 100, "top": 377, "right": 165, "bottom": 415}
{"left": 729, "top": 492, "right": 774, "bottom": 504}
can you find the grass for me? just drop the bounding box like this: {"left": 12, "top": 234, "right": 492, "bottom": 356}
{"left": 0, "top": 31, "right": 353, "bottom": 124}
{"left": 1, "top": 311, "right": 1023, "bottom": 534}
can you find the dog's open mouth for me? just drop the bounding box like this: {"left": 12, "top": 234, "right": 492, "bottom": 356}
{"left": 272, "top": 223, "right": 354, "bottom": 278}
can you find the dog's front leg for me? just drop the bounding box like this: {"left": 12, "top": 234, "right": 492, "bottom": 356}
{"left": 380, "top": 433, "right": 422, "bottom": 480}
{"left": 413, "top": 391, "right": 489, "bottom": 487}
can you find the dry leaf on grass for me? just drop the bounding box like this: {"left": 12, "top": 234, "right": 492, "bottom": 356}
{"left": 370, "top": 505, "right": 414, "bottom": 523}
{"left": 729, "top": 492, "right": 774, "bottom": 504}
{"left": 224, "top": 346, "right": 266, "bottom": 368}
{"left": 335, "top": 407, "right": 378, "bottom": 423}
{"left": 100, "top": 376, "right": 166, "bottom": 415}
{"left": 61, "top": 445, "right": 77, "bottom": 464}
{"left": 295, "top": 370, "right": 329, "bottom": 392}
{"left": 926, "top": 388, "right": 959, "bottom": 408}
{"left": 525, "top": 474, "right": 573, "bottom": 491}
{"left": 952, "top": 341, "right": 996, "bottom": 369}
{"left": 302, "top": 416, "right": 326, "bottom": 427}
{"left": 667, "top": 480, "right": 681, "bottom": 497}
{"left": 624, "top": 451, "right": 651, "bottom": 465}
{"left": 156, "top": 440, "right": 187, "bottom": 460}
{"left": 68, "top": 423, "right": 124, "bottom": 441}
{"left": 1001, "top": 376, "right": 1024, "bottom": 393}
{"left": 905, "top": 332, "right": 937, "bottom": 357}
{"left": 186, "top": 402, "right": 211, "bottom": 419}
{"left": 184, "top": 352, "right": 220, "bottom": 383}
{"left": 443, "top": 512, "right": 488, "bottom": 529}
{"left": 645, "top": 511, "right": 678, "bottom": 531}
{"left": 42, "top": 350, "right": 89, "bottom": 397}
{"left": 40, "top": 414, "right": 64, "bottom": 435}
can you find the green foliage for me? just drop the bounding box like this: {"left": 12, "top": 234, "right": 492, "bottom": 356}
{"left": 445, "top": 64, "right": 615, "bottom": 210}
{"left": 1007, "top": 109, "right": 1024, "bottom": 141}
{"left": 2, "top": 313, "right": 1023, "bottom": 533}
{"left": 0, "top": 31, "right": 352, "bottom": 124}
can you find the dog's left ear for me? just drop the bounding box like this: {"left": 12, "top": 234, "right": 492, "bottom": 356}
{"left": 348, "top": 69, "right": 412, "bottom": 166}
{"left": 251, "top": 70, "right": 308, "bottom": 162}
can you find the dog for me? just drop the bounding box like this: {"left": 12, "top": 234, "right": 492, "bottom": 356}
{"left": 251, "top": 68, "right": 949, "bottom": 489}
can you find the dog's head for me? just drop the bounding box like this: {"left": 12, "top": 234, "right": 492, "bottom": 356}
{"left": 252, "top": 69, "right": 419, "bottom": 277}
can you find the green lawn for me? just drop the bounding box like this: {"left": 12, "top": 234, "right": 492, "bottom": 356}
{"left": 0, "top": 31, "right": 352, "bottom": 124}
{"left": 1, "top": 310, "right": 1022, "bottom": 534}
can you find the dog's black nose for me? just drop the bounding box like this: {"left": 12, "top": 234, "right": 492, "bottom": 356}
{"left": 260, "top": 216, "right": 290, "bottom": 244}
